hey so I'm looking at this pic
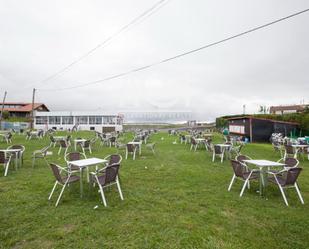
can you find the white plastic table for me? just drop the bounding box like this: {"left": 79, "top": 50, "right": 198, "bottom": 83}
{"left": 0, "top": 148, "right": 22, "bottom": 170}
{"left": 68, "top": 158, "right": 107, "bottom": 197}
{"left": 128, "top": 141, "right": 142, "bottom": 155}
{"left": 74, "top": 139, "right": 87, "bottom": 150}
{"left": 243, "top": 159, "right": 286, "bottom": 196}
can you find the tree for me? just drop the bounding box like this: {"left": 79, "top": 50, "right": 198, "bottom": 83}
{"left": 1, "top": 110, "right": 10, "bottom": 119}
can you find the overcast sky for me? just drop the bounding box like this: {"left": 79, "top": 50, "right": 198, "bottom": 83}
{"left": 0, "top": 0, "right": 308, "bottom": 120}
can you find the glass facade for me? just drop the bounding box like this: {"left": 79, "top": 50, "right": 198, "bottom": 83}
{"left": 75, "top": 116, "right": 88, "bottom": 125}
{"left": 62, "top": 116, "right": 73, "bottom": 125}
{"left": 89, "top": 116, "right": 102, "bottom": 124}
{"left": 35, "top": 116, "right": 48, "bottom": 125}
{"left": 49, "top": 116, "right": 61, "bottom": 124}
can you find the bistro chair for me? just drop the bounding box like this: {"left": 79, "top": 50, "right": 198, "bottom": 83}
{"left": 190, "top": 138, "right": 198, "bottom": 151}
{"left": 64, "top": 152, "right": 87, "bottom": 173}
{"left": 0, "top": 151, "right": 12, "bottom": 176}
{"left": 80, "top": 140, "right": 92, "bottom": 154}
{"left": 180, "top": 135, "right": 186, "bottom": 144}
{"left": 212, "top": 145, "right": 225, "bottom": 163}
{"left": 49, "top": 135, "right": 57, "bottom": 147}
{"left": 109, "top": 136, "right": 116, "bottom": 147}
{"left": 26, "top": 131, "right": 31, "bottom": 140}
{"left": 7, "top": 144, "right": 25, "bottom": 167}
{"left": 48, "top": 163, "right": 80, "bottom": 207}
{"left": 267, "top": 167, "right": 304, "bottom": 206}
{"left": 58, "top": 140, "right": 70, "bottom": 155}
{"left": 4, "top": 132, "right": 12, "bottom": 144}
{"left": 284, "top": 145, "right": 297, "bottom": 159}
{"left": 90, "top": 163, "right": 123, "bottom": 206}
{"left": 228, "top": 160, "right": 260, "bottom": 196}
{"left": 32, "top": 145, "right": 50, "bottom": 168}
{"left": 146, "top": 143, "right": 156, "bottom": 154}
{"left": 126, "top": 143, "right": 137, "bottom": 160}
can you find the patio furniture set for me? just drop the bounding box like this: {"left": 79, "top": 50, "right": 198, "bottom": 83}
{"left": 228, "top": 154, "right": 304, "bottom": 206}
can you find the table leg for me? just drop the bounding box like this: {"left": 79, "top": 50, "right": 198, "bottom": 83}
{"left": 259, "top": 167, "right": 266, "bottom": 197}
{"left": 80, "top": 168, "right": 83, "bottom": 198}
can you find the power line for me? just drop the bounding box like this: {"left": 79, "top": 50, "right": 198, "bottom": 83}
{"left": 38, "top": 8, "right": 309, "bottom": 92}
{"left": 34, "top": 0, "right": 170, "bottom": 87}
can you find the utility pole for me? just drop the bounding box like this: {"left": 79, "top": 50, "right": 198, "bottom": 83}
{"left": 0, "top": 91, "right": 7, "bottom": 130}
{"left": 243, "top": 104, "right": 246, "bottom": 115}
{"left": 31, "top": 88, "right": 36, "bottom": 129}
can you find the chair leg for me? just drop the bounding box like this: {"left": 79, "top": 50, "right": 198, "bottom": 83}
{"left": 240, "top": 179, "right": 249, "bottom": 197}
{"left": 133, "top": 151, "right": 136, "bottom": 160}
{"left": 295, "top": 183, "right": 304, "bottom": 204}
{"left": 48, "top": 181, "right": 58, "bottom": 200}
{"left": 4, "top": 163, "right": 10, "bottom": 176}
{"left": 228, "top": 175, "right": 236, "bottom": 191}
{"left": 125, "top": 150, "right": 128, "bottom": 159}
{"left": 221, "top": 153, "right": 224, "bottom": 163}
{"left": 278, "top": 185, "right": 289, "bottom": 206}
{"left": 58, "top": 147, "right": 61, "bottom": 155}
{"left": 55, "top": 183, "right": 67, "bottom": 207}
{"left": 99, "top": 185, "right": 107, "bottom": 206}
{"left": 190, "top": 144, "right": 193, "bottom": 151}
{"left": 116, "top": 179, "right": 124, "bottom": 200}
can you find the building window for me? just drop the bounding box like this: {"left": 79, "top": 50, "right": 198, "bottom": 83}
{"left": 62, "top": 116, "right": 73, "bottom": 125}
{"left": 103, "top": 116, "right": 114, "bottom": 124}
{"left": 76, "top": 116, "right": 88, "bottom": 125}
{"left": 49, "top": 116, "right": 61, "bottom": 125}
{"left": 35, "top": 116, "right": 48, "bottom": 125}
{"left": 89, "top": 116, "right": 102, "bottom": 125}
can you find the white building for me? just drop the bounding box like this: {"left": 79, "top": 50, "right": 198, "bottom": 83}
{"left": 34, "top": 111, "right": 123, "bottom": 132}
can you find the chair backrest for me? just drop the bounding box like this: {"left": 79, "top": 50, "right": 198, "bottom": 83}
{"left": 126, "top": 143, "right": 135, "bottom": 152}
{"left": 50, "top": 136, "right": 55, "bottom": 142}
{"left": 285, "top": 145, "right": 294, "bottom": 154}
{"left": 0, "top": 151, "right": 6, "bottom": 164}
{"left": 214, "top": 145, "right": 223, "bottom": 154}
{"left": 108, "top": 154, "right": 122, "bottom": 165}
{"left": 284, "top": 158, "right": 299, "bottom": 168}
{"left": 110, "top": 137, "right": 116, "bottom": 143}
{"left": 284, "top": 167, "right": 302, "bottom": 186}
{"left": 83, "top": 140, "right": 90, "bottom": 147}
{"left": 49, "top": 163, "right": 64, "bottom": 184}
{"left": 8, "top": 144, "right": 25, "bottom": 152}
{"left": 236, "top": 155, "right": 250, "bottom": 163}
{"left": 102, "top": 164, "right": 120, "bottom": 186}
{"left": 191, "top": 137, "right": 197, "bottom": 145}
{"left": 66, "top": 135, "right": 71, "bottom": 142}
{"left": 66, "top": 152, "right": 82, "bottom": 162}
{"left": 6, "top": 133, "right": 12, "bottom": 139}
{"left": 230, "top": 160, "right": 246, "bottom": 178}
{"left": 59, "top": 140, "right": 67, "bottom": 148}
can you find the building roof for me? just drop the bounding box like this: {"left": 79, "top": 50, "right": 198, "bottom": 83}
{"left": 1, "top": 102, "right": 49, "bottom": 112}
{"left": 227, "top": 116, "right": 299, "bottom": 125}
{"left": 34, "top": 111, "right": 119, "bottom": 116}
{"left": 269, "top": 104, "right": 308, "bottom": 112}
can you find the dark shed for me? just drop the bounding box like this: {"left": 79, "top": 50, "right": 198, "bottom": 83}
{"left": 227, "top": 116, "right": 299, "bottom": 142}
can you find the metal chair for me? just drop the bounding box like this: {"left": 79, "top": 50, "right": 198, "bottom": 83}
{"left": 0, "top": 151, "right": 12, "bottom": 176}
{"left": 80, "top": 140, "right": 92, "bottom": 154}
{"left": 126, "top": 144, "right": 137, "bottom": 160}
{"left": 268, "top": 167, "right": 304, "bottom": 206}
{"left": 212, "top": 145, "right": 225, "bottom": 163}
{"left": 48, "top": 163, "right": 80, "bottom": 207}
{"left": 90, "top": 163, "right": 123, "bottom": 206}
{"left": 228, "top": 160, "right": 259, "bottom": 196}
{"left": 32, "top": 146, "right": 50, "bottom": 168}
{"left": 58, "top": 140, "right": 70, "bottom": 155}
{"left": 7, "top": 144, "right": 25, "bottom": 167}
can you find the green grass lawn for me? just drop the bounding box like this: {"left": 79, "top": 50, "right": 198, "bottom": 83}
{"left": 0, "top": 131, "right": 309, "bottom": 249}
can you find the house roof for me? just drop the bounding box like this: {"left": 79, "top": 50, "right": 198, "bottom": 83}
{"left": 227, "top": 116, "right": 299, "bottom": 125}
{"left": 269, "top": 105, "right": 308, "bottom": 112}
{"left": 1, "top": 102, "right": 49, "bottom": 112}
